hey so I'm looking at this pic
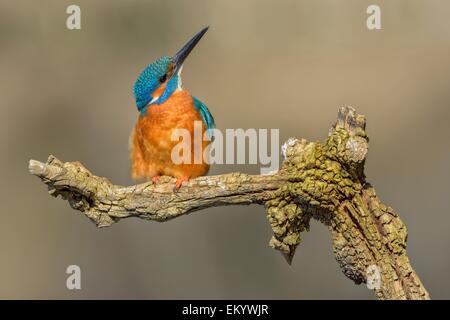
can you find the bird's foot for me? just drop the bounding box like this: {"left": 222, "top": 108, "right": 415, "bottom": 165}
{"left": 151, "top": 175, "right": 161, "bottom": 184}
{"left": 173, "top": 176, "right": 190, "bottom": 192}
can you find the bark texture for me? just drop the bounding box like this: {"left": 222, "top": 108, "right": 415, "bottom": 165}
{"left": 29, "top": 106, "right": 430, "bottom": 300}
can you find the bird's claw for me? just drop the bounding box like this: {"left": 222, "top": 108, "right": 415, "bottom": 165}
{"left": 151, "top": 176, "right": 161, "bottom": 184}
{"left": 173, "top": 176, "right": 190, "bottom": 192}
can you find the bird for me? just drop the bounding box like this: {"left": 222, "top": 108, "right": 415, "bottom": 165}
{"left": 130, "top": 27, "right": 215, "bottom": 190}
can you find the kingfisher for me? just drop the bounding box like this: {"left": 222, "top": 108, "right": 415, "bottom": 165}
{"left": 130, "top": 27, "right": 215, "bottom": 190}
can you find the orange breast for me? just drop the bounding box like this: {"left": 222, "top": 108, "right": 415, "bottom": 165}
{"left": 130, "top": 90, "right": 211, "bottom": 180}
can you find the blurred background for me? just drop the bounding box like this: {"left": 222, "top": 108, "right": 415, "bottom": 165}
{"left": 1, "top": 0, "right": 449, "bottom": 299}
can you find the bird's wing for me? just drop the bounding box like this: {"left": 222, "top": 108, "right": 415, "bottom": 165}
{"left": 191, "top": 95, "right": 215, "bottom": 138}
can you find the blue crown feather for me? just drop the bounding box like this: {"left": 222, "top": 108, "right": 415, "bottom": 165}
{"left": 133, "top": 56, "right": 171, "bottom": 112}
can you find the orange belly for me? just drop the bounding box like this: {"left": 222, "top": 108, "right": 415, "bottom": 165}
{"left": 130, "top": 90, "right": 210, "bottom": 181}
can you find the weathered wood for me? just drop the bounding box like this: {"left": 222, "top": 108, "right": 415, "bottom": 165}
{"left": 29, "top": 106, "right": 430, "bottom": 300}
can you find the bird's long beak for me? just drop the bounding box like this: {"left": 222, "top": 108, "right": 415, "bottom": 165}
{"left": 171, "top": 26, "right": 209, "bottom": 76}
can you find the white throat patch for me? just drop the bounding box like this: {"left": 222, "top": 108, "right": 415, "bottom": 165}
{"left": 176, "top": 65, "right": 183, "bottom": 91}
{"left": 149, "top": 95, "right": 159, "bottom": 104}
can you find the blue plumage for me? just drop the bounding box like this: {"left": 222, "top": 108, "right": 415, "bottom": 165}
{"left": 133, "top": 56, "right": 171, "bottom": 112}
{"left": 192, "top": 96, "right": 215, "bottom": 138}
{"left": 155, "top": 74, "right": 179, "bottom": 105}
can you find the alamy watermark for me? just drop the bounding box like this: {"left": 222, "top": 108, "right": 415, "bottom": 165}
{"left": 66, "top": 5, "right": 81, "bottom": 30}
{"left": 171, "top": 121, "right": 280, "bottom": 175}
{"left": 66, "top": 265, "right": 81, "bottom": 290}
{"left": 367, "top": 5, "right": 381, "bottom": 30}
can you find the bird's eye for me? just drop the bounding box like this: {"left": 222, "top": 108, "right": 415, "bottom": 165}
{"left": 159, "top": 74, "right": 167, "bottom": 83}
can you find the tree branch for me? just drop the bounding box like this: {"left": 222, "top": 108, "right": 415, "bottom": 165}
{"left": 29, "top": 106, "right": 430, "bottom": 300}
